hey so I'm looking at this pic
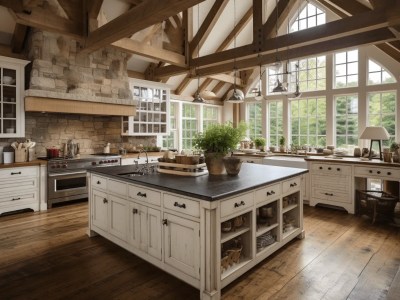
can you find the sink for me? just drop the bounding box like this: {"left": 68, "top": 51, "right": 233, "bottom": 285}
{"left": 118, "top": 171, "right": 145, "bottom": 177}
{"left": 263, "top": 156, "right": 307, "bottom": 168}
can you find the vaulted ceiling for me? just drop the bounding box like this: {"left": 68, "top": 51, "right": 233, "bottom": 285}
{"left": 0, "top": 0, "right": 399, "bottom": 101}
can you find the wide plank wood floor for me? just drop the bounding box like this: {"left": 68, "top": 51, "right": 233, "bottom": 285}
{"left": 1, "top": 202, "right": 399, "bottom": 299}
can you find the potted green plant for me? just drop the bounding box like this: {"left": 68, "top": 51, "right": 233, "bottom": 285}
{"left": 254, "top": 137, "right": 266, "bottom": 152}
{"left": 194, "top": 122, "right": 247, "bottom": 175}
{"left": 279, "top": 136, "right": 286, "bottom": 153}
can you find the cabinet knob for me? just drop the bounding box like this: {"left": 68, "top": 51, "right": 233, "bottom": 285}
{"left": 11, "top": 172, "right": 22, "bottom": 175}
{"left": 267, "top": 192, "right": 271, "bottom": 196}
{"left": 234, "top": 201, "right": 245, "bottom": 208}
{"left": 337, "top": 168, "right": 341, "bottom": 171}
{"left": 290, "top": 182, "right": 297, "bottom": 187}
{"left": 137, "top": 192, "right": 147, "bottom": 198}
{"left": 162, "top": 219, "right": 168, "bottom": 226}
{"left": 319, "top": 166, "right": 323, "bottom": 169}
{"left": 103, "top": 198, "right": 108, "bottom": 204}
{"left": 271, "top": 190, "right": 275, "bottom": 194}
{"left": 369, "top": 170, "right": 373, "bottom": 173}
{"left": 377, "top": 171, "right": 381, "bottom": 174}
{"left": 132, "top": 208, "right": 138, "bottom": 214}
{"left": 328, "top": 167, "right": 332, "bottom": 170}
{"left": 387, "top": 172, "right": 391, "bottom": 175}
{"left": 174, "top": 202, "right": 186, "bottom": 209}
{"left": 97, "top": 181, "right": 101, "bottom": 184}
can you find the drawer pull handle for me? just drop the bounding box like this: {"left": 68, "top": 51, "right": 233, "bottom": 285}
{"left": 97, "top": 181, "right": 101, "bottom": 184}
{"left": 377, "top": 171, "right": 381, "bottom": 174}
{"left": 12, "top": 197, "right": 21, "bottom": 201}
{"left": 137, "top": 192, "right": 147, "bottom": 198}
{"left": 247, "top": 160, "right": 254, "bottom": 163}
{"left": 11, "top": 172, "right": 22, "bottom": 175}
{"left": 324, "top": 193, "right": 333, "bottom": 196}
{"left": 103, "top": 198, "right": 108, "bottom": 204}
{"left": 290, "top": 183, "right": 297, "bottom": 187}
{"left": 337, "top": 168, "right": 341, "bottom": 171}
{"left": 162, "top": 219, "right": 168, "bottom": 226}
{"left": 328, "top": 167, "right": 332, "bottom": 170}
{"left": 132, "top": 208, "right": 138, "bottom": 214}
{"left": 234, "top": 201, "right": 245, "bottom": 208}
{"left": 174, "top": 202, "right": 186, "bottom": 209}
{"left": 267, "top": 190, "right": 275, "bottom": 196}
{"left": 387, "top": 172, "right": 391, "bottom": 175}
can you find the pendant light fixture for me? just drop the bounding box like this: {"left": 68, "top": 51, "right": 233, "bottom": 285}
{"left": 254, "top": 57, "right": 264, "bottom": 101}
{"left": 193, "top": 4, "right": 206, "bottom": 103}
{"left": 288, "top": 63, "right": 302, "bottom": 99}
{"left": 226, "top": 0, "right": 244, "bottom": 103}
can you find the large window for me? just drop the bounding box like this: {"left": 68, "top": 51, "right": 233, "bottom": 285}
{"left": 368, "top": 60, "right": 396, "bottom": 85}
{"left": 368, "top": 91, "right": 397, "bottom": 146}
{"left": 335, "top": 95, "right": 358, "bottom": 149}
{"left": 181, "top": 103, "right": 199, "bottom": 150}
{"left": 290, "top": 3, "right": 326, "bottom": 32}
{"left": 289, "top": 56, "right": 326, "bottom": 92}
{"left": 162, "top": 102, "right": 177, "bottom": 149}
{"left": 268, "top": 101, "right": 283, "bottom": 147}
{"left": 203, "top": 106, "right": 219, "bottom": 131}
{"left": 290, "top": 97, "right": 326, "bottom": 147}
{"left": 246, "top": 102, "right": 262, "bottom": 140}
{"left": 334, "top": 50, "right": 358, "bottom": 88}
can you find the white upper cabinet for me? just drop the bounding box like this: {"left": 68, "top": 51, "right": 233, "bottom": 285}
{"left": 0, "top": 56, "right": 29, "bottom": 138}
{"left": 122, "top": 79, "right": 170, "bottom": 136}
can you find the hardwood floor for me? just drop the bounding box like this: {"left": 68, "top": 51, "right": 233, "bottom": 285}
{"left": 1, "top": 202, "right": 399, "bottom": 299}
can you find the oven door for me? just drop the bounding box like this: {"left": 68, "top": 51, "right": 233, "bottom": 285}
{"left": 48, "top": 171, "right": 88, "bottom": 203}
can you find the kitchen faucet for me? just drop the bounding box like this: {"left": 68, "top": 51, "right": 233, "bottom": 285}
{"left": 137, "top": 149, "right": 150, "bottom": 174}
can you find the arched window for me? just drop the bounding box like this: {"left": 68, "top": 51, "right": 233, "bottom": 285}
{"left": 368, "top": 59, "right": 396, "bottom": 85}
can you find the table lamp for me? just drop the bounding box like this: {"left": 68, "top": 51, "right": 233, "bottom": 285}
{"left": 359, "top": 126, "right": 390, "bottom": 160}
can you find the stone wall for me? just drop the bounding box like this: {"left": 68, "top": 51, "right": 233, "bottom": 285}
{"left": 27, "top": 29, "right": 132, "bottom": 103}
{"left": 0, "top": 113, "right": 157, "bottom": 157}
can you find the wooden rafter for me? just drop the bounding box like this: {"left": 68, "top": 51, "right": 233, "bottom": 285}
{"left": 57, "top": 0, "right": 81, "bottom": 21}
{"left": 0, "top": 0, "right": 23, "bottom": 12}
{"left": 212, "top": 81, "right": 225, "bottom": 94}
{"left": 82, "top": 0, "right": 205, "bottom": 53}
{"left": 189, "top": 0, "right": 229, "bottom": 57}
{"left": 175, "top": 77, "right": 192, "bottom": 95}
{"left": 376, "top": 43, "right": 400, "bottom": 62}
{"left": 86, "top": 0, "right": 103, "bottom": 19}
{"left": 262, "top": 0, "right": 295, "bottom": 39}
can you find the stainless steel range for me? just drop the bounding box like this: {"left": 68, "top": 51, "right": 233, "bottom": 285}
{"left": 45, "top": 154, "right": 121, "bottom": 208}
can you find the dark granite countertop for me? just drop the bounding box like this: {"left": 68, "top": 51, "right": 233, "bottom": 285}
{"left": 305, "top": 156, "right": 400, "bottom": 167}
{"left": 89, "top": 163, "right": 308, "bottom": 201}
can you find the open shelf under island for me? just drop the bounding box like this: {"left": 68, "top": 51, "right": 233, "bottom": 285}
{"left": 87, "top": 163, "right": 308, "bottom": 300}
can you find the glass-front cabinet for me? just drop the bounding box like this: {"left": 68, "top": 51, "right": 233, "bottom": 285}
{"left": 0, "top": 56, "right": 29, "bottom": 137}
{"left": 122, "top": 79, "right": 170, "bottom": 136}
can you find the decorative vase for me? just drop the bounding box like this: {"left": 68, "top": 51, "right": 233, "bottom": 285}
{"left": 223, "top": 156, "right": 243, "bottom": 176}
{"left": 205, "top": 153, "right": 226, "bottom": 175}
{"left": 279, "top": 146, "right": 285, "bottom": 153}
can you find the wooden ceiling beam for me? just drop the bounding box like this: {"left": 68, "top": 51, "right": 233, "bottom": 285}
{"left": 212, "top": 81, "right": 226, "bottom": 94}
{"left": 0, "top": 0, "right": 23, "bottom": 12}
{"left": 0, "top": 43, "right": 26, "bottom": 59}
{"left": 82, "top": 0, "right": 205, "bottom": 53}
{"left": 262, "top": 0, "right": 294, "bottom": 39}
{"left": 112, "top": 38, "right": 187, "bottom": 67}
{"left": 189, "top": 0, "right": 229, "bottom": 57}
{"left": 253, "top": 0, "right": 263, "bottom": 51}
{"left": 86, "top": 0, "right": 103, "bottom": 19}
{"left": 57, "top": 0, "right": 82, "bottom": 21}
{"left": 318, "top": 0, "right": 370, "bottom": 15}
{"left": 127, "top": 70, "right": 145, "bottom": 80}
{"left": 190, "top": 8, "right": 393, "bottom": 68}
{"left": 11, "top": 23, "right": 29, "bottom": 53}
{"left": 369, "top": 0, "right": 390, "bottom": 10}
{"left": 175, "top": 77, "right": 193, "bottom": 95}
{"left": 194, "top": 28, "right": 395, "bottom": 77}
{"left": 375, "top": 43, "right": 400, "bottom": 63}
{"left": 13, "top": 6, "right": 83, "bottom": 39}
{"left": 207, "top": 73, "right": 243, "bottom": 86}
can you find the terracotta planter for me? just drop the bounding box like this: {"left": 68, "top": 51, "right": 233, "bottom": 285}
{"left": 223, "top": 157, "right": 243, "bottom": 176}
{"left": 205, "top": 153, "right": 226, "bottom": 175}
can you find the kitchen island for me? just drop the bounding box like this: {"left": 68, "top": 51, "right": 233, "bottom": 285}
{"left": 87, "top": 163, "right": 308, "bottom": 300}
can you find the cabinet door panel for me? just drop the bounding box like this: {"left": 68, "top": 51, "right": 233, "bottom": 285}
{"left": 164, "top": 213, "right": 200, "bottom": 279}
{"left": 109, "top": 194, "right": 128, "bottom": 241}
{"left": 129, "top": 202, "right": 143, "bottom": 249}
{"left": 147, "top": 207, "right": 162, "bottom": 260}
{"left": 92, "top": 189, "right": 108, "bottom": 231}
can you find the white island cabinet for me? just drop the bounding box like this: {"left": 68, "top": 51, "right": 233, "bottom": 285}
{"left": 88, "top": 164, "right": 307, "bottom": 299}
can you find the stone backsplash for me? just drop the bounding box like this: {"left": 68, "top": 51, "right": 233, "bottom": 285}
{"left": 0, "top": 113, "right": 157, "bottom": 157}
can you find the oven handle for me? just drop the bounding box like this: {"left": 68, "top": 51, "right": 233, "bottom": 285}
{"left": 48, "top": 171, "right": 87, "bottom": 177}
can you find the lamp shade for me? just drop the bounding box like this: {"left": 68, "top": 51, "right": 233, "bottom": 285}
{"left": 226, "top": 88, "right": 244, "bottom": 103}
{"left": 272, "top": 79, "right": 287, "bottom": 93}
{"left": 359, "top": 126, "right": 390, "bottom": 140}
{"left": 192, "top": 91, "right": 206, "bottom": 103}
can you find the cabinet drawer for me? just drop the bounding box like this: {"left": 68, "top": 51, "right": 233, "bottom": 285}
{"left": 282, "top": 177, "right": 301, "bottom": 195}
{"left": 311, "top": 175, "right": 351, "bottom": 192}
{"left": 0, "top": 178, "right": 38, "bottom": 193}
{"left": 92, "top": 175, "right": 107, "bottom": 190}
{"left": 108, "top": 179, "right": 127, "bottom": 197}
{"left": 255, "top": 183, "right": 281, "bottom": 204}
{"left": 354, "top": 166, "right": 400, "bottom": 180}
{"left": 311, "top": 163, "right": 351, "bottom": 175}
{"left": 220, "top": 192, "right": 253, "bottom": 218}
{"left": 0, "top": 190, "right": 38, "bottom": 206}
{"left": 0, "top": 166, "right": 38, "bottom": 179}
{"left": 128, "top": 185, "right": 161, "bottom": 206}
{"left": 312, "top": 189, "right": 351, "bottom": 204}
{"left": 164, "top": 194, "right": 200, "bottom": 218}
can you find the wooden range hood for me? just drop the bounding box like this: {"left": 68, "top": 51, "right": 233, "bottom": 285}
{"left": 25, "top": 96, "right": 136, "bottom": 116}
